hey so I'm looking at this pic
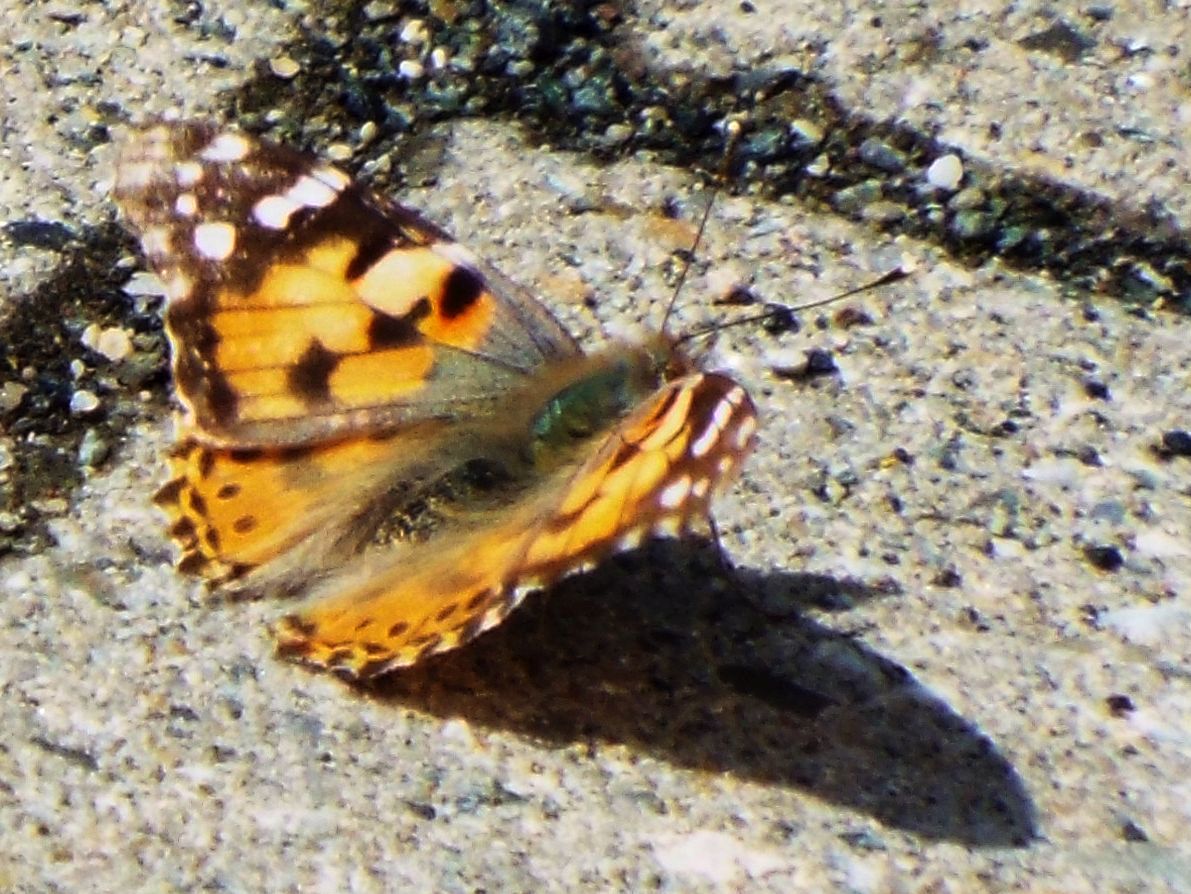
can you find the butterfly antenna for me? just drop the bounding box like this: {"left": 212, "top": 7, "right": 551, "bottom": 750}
{"left": 660, "top": 120, "right": 743, "bottom": 334}
{"left": 676, "top": 265, "right": 911, "bottom": 347}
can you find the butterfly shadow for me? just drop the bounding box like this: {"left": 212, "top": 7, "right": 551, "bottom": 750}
{"left": 364, "top": 539, "right": 1038, "bottom": 847}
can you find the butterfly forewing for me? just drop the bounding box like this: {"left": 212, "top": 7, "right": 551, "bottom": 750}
{"left": 115, "top": 121, "right": 578, "bottom": 448}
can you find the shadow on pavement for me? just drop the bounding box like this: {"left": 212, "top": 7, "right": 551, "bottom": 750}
{"left": 366, "top": 539, "right": 1037, "bottom": 847}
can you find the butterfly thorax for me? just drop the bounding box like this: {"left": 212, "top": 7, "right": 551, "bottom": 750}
{"left": 528, "top": 339, "right": 680, "bottom": 469}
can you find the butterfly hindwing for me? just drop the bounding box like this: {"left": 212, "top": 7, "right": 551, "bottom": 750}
{"left": 273, "top": 370, "right": 757, "bottom": 678}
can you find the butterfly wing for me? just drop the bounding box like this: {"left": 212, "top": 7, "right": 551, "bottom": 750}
{"left": 153, "top": 427, "right": 453, "bottom": 589}
{"left": 273, "top": 372, "right": 758, "bottom": 678}
{"left": 114, "top": 121, "right": 580, "bottom": 448}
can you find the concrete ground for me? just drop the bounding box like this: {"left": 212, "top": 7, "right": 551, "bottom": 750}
{"left": 1, "top": 1, "right": 1188, "bottom": 891}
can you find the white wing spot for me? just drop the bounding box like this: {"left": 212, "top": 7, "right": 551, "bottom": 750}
{"left": 658, "top": 475, "right": 692, "bottom": 510}
{"left": 140, "top": 226, "right": 171, "bottom": 257}
{"left": 253, "top": 193, "right": 301, "bottom": 230}
{"left": 163, "top": 271, "right": 193, "bottom": 302}
{"left": 711, "top": 397, "right": 733, "bottom": 431}
{"left": 200, "top": 132, "right": 251, "bottom": 163}
{"left": 717, "top": 455, "right": 735, "bottom": 476}
{"left": 174, "top": 161, "right": 203, "bottom": 187}
{"left": 616, "top": 526, "right": 647, "bottom": 552}
{"left": 193, "top": 221, "right": 237, "bottom": 260}
{"left": 287, "top": 174, "right": 338, "bottom": 208}
{"left": 724, "top": 386, "right": 746, "bottom": 408}
{"left": 690, "top": 420, "right": 720, "bottom": 459}
{"left": 174, "top": 193, "right": 197, "bottom": 216}
{"left": 733, "top": 415, "right": 757, "bottom": 451}
{"left": 692, "top": 477, "right": 710, "bottom": 498}
{"left": 653, "top": 516, "right": 685, "bottom": 538}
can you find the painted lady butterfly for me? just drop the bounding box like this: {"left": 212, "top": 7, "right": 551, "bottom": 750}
{"left": 114, "top": 121, "right": 757, "bottom": 679}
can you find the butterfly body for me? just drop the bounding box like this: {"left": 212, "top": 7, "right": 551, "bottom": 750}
{"left": 115, "top": 121, "right": 757, "bottom": 678}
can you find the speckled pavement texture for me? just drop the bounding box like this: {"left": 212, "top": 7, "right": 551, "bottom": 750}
{"left": 2, "top": 2, "right": 1189, "bottom": 892}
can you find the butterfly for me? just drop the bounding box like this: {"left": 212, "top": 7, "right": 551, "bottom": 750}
{"left": 113, "top": 121, "right": 758, "bottom": 679}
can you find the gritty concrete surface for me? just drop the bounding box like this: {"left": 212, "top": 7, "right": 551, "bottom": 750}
{"left": 2, "top": 2, "right": 1189, "bottom": 892}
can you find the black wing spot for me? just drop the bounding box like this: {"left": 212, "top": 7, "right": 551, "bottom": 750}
{"left": 178, "top": 553, "right": 208, "bottom": 575}
{"left": 439, "top": 266, "right": 484, "bottom": 319}
{"left": 205, "top": 371, "right": 241, "bottom": 428}
{"left": 281, "top": 615, "right": 318, "bottom": 639}
{"left": 198, "top": 450, "right": 216, "bottom": 478}
{"left": 187, "top": 491, "right": 208, "bottom": 518}
{"left": 387, "top": 621, "right": 410, "bottom": 638}
{"left": 170, "top": 517, "right": 197, "bottom": 541}
{"left": 277, "top": 444, "right": 316, "bottom": 462}
{"left": 288, "top": 339, "right": 340, "bottom": 405}
{"left": 368, "top": 309, "right": 422, "bottom": 349}
{"left": 155, "top": 478, "right": 184, "bottom": 506}
{"left": 203, "top": 527, "right": 222, "bottom": 552}
{"left": 216, "top": 483, "right": 241, "bottom": 500}
{"left": 345, "top": 232, "right": 396, "bottom": 281}
{"left": 232, "top": 515, "right": 257, "bottom": 534}
{"left": 464, "top": 590, "right": 489, "bottom": 611}
{"left": 228, "top": 447, "right": 265, "bottom": 463}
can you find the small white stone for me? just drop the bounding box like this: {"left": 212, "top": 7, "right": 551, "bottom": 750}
{"left": 82, "top": 325, "right": 133, "bottom": 363}
{"left": 193, "top": 221, "right": 236, "bottom": 260}
{"left": 80, "top": 323, "right": 102, "bottom": 352}
{"left": 0, "top": 382, "right": 28, "bottom": 413}
{"left": 70, "top": 389, "right": 100, "bottom": 415}
{"left": 400, "top": 19, "right": 428, "bottom": 45}
{"left": 429, "top": 46, "right": 449, "bottom": 69}
{"left": 269, "top": 55, "right": 300, "bottom": 79}
{"left": 926, "top": 154, "right": 963, "bottom": 191}
{"left": 398, "top": 59, "right": 424, "bottom": 80}
{"left": 174, "top": 193, "right": 197, "bottom": 216}
{"left": 120, "top": 272, "right": 163, "bottom": 297}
